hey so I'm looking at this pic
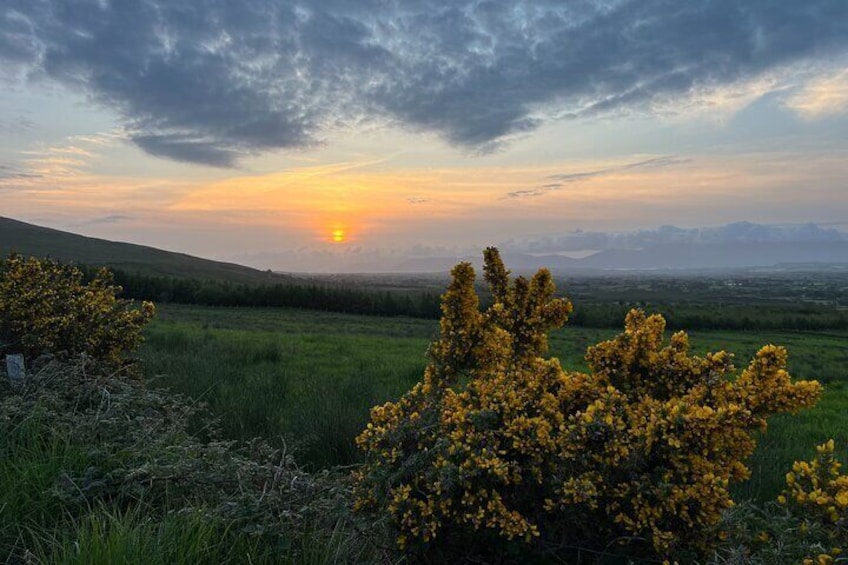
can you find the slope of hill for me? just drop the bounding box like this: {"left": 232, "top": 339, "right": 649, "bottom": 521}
{"left": 0, "top": 216, "right": 290, "bottom": 284}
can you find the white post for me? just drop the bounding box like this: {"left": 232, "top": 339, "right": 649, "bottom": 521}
{"left": 6, "top": 354, "right": 25, "bottom": 381}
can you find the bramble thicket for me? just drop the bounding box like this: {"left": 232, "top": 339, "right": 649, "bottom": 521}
{"left": 355, "top": 248, "right": 825, "bottom": 562}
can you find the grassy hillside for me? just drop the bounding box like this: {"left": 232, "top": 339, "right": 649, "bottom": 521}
{"left": 0, "top": 216, "right": 290, "bottom": 284}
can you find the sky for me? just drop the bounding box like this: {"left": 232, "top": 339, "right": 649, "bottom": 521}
{"left": 1, "top": 0, "right": 848, "bottom": 272}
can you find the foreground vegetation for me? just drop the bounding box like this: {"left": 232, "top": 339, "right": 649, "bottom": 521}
{"left": 0, "top": 359, "right": 373, "bottom": 564}
{"left": 3, "top": 254, "right": 848, "bottom": 563}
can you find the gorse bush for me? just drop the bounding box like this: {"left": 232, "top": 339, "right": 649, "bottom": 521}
{"left": 354, "top": 248, "right": 822, "bottom": 562}
{"left": 0, "top": 255, "right": 154, "bottom": 366}
{"left": 778, "top": 440, "right": 848, "bottom": 564}
{"left": 781, "top": 440, "right": 848, "bottom": 531}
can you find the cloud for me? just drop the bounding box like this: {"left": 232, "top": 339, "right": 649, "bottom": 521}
{"left": 786, "top": 68, "right": 848, "bottom": 119}
{"left": 78, "top": 214, "right": 134, "bottom": 226}
{"left": 0, "top": 163, "right": 40, "bottom": 181}
{"left": 505, "top": 155, "right": 690, "bottom": 199}
{"left": 2, "top": 1, "right": 848, "bottom": 166}
{"left": 1, "top": 131, "right": 116, "bottom": 189}
{"left": 499, "top": 222, "right": 847, "bottom": 254}
{"left": 504, "top": 189, "right": 549, "bottom": 199}
{"left": 0, "top": 116, "right": 36, "bottom": 134}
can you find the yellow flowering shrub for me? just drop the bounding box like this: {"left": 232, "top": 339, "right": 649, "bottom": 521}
{"left": 0, "top": 255, "right": 154, "bottom": 367}
{"left": 355, "top": 248, "right": 821, "bottom": 561}
{"left": 780, "top": 440, "right": 848, "bottom": 562}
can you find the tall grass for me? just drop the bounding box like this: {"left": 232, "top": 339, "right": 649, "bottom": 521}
{"left": 27, "top": 506, "right": 371, "bottom": 565}
{"left": 0, "top": 410, "right": 90, "bottom": 561}
{"left": 1, "top": 358, "right": 379, "bottom": 563}
{"left": 31, "top": 507, "right": 265, "bottom": 565}
{"left": 141, "top": 308, "right": 430, "bottom": 468}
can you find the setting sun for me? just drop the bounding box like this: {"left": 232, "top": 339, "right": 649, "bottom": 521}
{"left": 332, "top": 229, "right": 345, "bottom": 243}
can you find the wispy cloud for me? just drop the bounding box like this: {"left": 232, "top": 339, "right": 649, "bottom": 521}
{"left": 70, "top": 132, "right": 124, "bottom": 146}
{"left": 76, "top": 214, "right": 134, "bottom": 226}
{"left": 0, "top": 163, "right": 41, "bottom": 183}
{"left": 505, "top": 156, "right": 691, "bottom": 199}
{"left": 0, "top": 131, "right": 120, "bottom": 189}
{"left": 21, "top": 146, "right": 94, "bottom": 158}
{"left": 0, "top": 116, "right": 36, "bottom": 134}
{"left": 786, "top": 68, "right": 848, "bottom": 119}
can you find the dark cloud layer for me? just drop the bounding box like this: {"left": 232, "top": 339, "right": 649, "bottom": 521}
{"left": 2, "top": 1, "right": 847, "bottom": 166}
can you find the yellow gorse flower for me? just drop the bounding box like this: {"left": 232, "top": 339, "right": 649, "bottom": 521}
{"left": 0, "top": 255, "right": 154, "bottom": 366}
{"left": 354, "top": 248, "right": 821, "bottom": 560}
{"left": 781, "top": 440, "right": 848, "bottom": 560}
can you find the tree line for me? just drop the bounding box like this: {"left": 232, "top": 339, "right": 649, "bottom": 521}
{"left": 97, "top": 268, "right": 444, "bottom": 319}
{"left": 67, "top": 265, "right": 848, "bottom": 331}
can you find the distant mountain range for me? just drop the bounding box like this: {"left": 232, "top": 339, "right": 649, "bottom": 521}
{"left": 494, "top": 242, "right": 848, "bottom": 273}
{"left": 3, "top": 216, "right": 847, "bottom": 276}
{"left": 0, "top": 216, "right": 291, "bottom": 284}
{"left": 498, "top": 223, "right": 848, "bottom": 273}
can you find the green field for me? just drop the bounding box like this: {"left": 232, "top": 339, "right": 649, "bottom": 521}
{"left": 141, "top": 303, "right": 848, "bottom": 500}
